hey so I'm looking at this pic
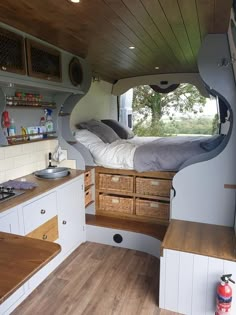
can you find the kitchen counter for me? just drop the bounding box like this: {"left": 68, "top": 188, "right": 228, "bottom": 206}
{"left": 162, "top": 219, "right": 236, "bottom": 261}
{"left": 0, "top": 169, "right": 84, "bottom": 213}
{"left": 0, "top": 231, "right": 61, "bottom": 304}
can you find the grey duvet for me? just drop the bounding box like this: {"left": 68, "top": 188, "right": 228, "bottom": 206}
{"left": 133, "top": 136, "right": 220, "bottom": 172}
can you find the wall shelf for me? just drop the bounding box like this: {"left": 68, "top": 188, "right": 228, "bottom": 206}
{"left": 7, "top": 132, "right": 57, "bottom": 145}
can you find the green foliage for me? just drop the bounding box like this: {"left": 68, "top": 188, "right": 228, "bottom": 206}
{"left": 132, "top": 83, "right": 213, "bottom": 136}
{"left": 134, "top": 117, "right": 215, "bottom": 136}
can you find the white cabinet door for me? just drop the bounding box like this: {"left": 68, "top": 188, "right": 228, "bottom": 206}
{"left": 0, "top": 207, "right": 19, "bottom": 234}
{"left": 57, "top": 176, "right": 85, "bottom": 256}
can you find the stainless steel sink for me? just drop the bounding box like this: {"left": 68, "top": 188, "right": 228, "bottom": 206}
{"left": 34, "top": 167, "right": 70, "bottom": 179}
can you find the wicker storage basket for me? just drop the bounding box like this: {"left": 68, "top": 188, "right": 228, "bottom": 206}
{"left": 85, "top": 187, "right": 93, "bottom": 207}
{"left": 85, "top": 170, "right": 92, "bottom": 188}
{"left": 136, "top": 177, "right": 171, "bottom": 197}
{"left": 99, "top": 194, "right": 133, "bottom": 214}
{"left": 136, "top": 198, "right": 169, "bottom": 220}
{"left": 99, "top": 174, "right": 133, "bottom": 193}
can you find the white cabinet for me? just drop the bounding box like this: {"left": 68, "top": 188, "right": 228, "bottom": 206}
{"left": 57, "top": 175, "right": 85, "bottom": 256}
{"left": 160, "top": 249, "right": 236, "bottom": 315}
{"left": 22, "top": 192, "right": 57, "bottom": 234}
{"left": 0, "top": 207, "right": 20, "bottom": 234}
{"left": 0, "top": 174, "right": 85, "bottom": 314}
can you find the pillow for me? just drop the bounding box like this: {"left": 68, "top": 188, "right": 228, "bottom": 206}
{"left": 200, "top": 134, "right": 225, "bottom": 151}
{"left": 101, "top": 119, "right": 134, "bottom": 139}
{"left": 77, "top": 119, "right": 120, "bottom": 143}
{"left": 74, "top": 129, "right": 103, "bottom": 145}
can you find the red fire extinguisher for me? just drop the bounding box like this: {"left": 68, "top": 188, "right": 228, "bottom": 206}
{"left": 216, "top": 274, "right": 235, "bottom": 315}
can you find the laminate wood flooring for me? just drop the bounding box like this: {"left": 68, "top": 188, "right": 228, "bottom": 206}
{"left": 13, "top": 242, "right": 180, "bottom": 315}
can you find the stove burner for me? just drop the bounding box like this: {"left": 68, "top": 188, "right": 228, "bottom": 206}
{"left": 0, "top": 187, "right": 25, "bottom": 202}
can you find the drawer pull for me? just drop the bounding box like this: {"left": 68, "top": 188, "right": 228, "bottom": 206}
{"left": 111, "top": 176, "right": 120, "bottom": 182}
{"left": 150, "top": 202, "right": 159, "bottom": 208}
{"left": 40, "top": 209, "right": 46, "bottom": 214}
{"left": 42, "top": 234, "right": 47, "bottom": 240}
{"left": 151, "top": 180, "right": 160, "bottom": 186}
{"left": 112, "top": 198, "right": 119, "bottom": 204}
{"left": 62, "top": 220, "right": 67, "bottom": 225}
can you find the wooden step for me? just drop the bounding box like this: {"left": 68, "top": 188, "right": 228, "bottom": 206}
{"left": 86, "top": 214, "right": 168, "bottom": 241}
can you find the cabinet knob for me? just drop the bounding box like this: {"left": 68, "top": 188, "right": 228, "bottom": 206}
{"left": 41, "top": 209, "right": 46, "bottom": 214}
{"left": 42, "top": 234, "right": 47, "bottom": 240}
{"left": 62, "top": 220, "right": 67, "bottom": 225}
{"left": 1, "top": 66, "right": 7, "bottom": 71}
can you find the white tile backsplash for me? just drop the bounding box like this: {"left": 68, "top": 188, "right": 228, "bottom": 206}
{"left": 0, "top": 139, "right": 76, "bottom": 182}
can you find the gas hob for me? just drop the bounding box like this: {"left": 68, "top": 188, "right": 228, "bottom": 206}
{"left": 0, "top": 186, "right": 25, "bottom": 203}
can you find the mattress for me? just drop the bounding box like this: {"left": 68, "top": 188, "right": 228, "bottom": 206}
{"left": 74, "top": 129, "right": 224, "bottom": 172}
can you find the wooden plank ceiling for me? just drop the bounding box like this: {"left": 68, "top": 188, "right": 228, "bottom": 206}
{"left": 0, "top": 0, "right": 232, "bottom": 83}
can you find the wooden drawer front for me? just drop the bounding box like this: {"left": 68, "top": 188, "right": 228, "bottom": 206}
{"left": 136, "top": 177, "right": 171, "bottom": 197}
{"left": 85, "top": 170, "right": 92, "bottom": 188}
{"left": 99, "top": 194, "right": 133, "bottom": 214}
{"left": 85, "top": 187, "right": 93, "bottom": 207}
{"left": 99, "top": 174, "right": 133, "bottom": 193}
{"left": 136, "top": 199, "right": 169, "bottom": 220}
{"left": 23, "top": 192, "right": 57, "bottom": 235}
{"left": 27, "top": 216, "right": 58, "bottom": 242}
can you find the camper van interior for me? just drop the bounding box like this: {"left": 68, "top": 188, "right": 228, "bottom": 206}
{"left": 0, "top": 1, "right": 235, "bottom": 315}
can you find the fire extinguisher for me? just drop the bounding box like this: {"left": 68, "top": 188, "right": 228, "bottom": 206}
{"left": 216, "top": 274, "right": 235, "bottom": 315}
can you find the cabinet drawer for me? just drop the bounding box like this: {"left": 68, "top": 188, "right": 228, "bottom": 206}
{"left": 136, "top": 177, "right": 171, "bottom": 197}
{"left": 27, "top": 216, "right": 58, "bottom": 242}
{"left": 85, "top": 170, "right": 92, "bottom": 188}
{"left": 99, "top": 194, "right": 133, "bottom": 214}
{"left": 23, "top": 192, "right": 57, "bottom": 234}
{"left": 85, "top": 187, "right": 93, "bottom": 207}
{"left": 99, "top": 173, "right": 133, "bottom": 193}
{"left": 136, "top": 199, "right": 169, "bottom": 220}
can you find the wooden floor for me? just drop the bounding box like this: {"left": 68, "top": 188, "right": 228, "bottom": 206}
{"left": 13, "top": 242, "right": 180, "bottom": 315}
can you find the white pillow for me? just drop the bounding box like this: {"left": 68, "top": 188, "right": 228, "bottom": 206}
{"left": 74, "top": 129, "right": 104, "bottom": 148}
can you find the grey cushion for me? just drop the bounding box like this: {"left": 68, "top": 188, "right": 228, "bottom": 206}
{"left": 78, "top": 119, "right": 120, "bottom": 143}
{"left": 200, "top": 134, "right": 225, "bottom": 151}
{"left": 102, "top": 119, "right": 134, "bottom": 139}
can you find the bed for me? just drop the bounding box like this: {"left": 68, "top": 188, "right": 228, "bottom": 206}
{"left": 74, "top": 119, "right": 225, "bottom": 172}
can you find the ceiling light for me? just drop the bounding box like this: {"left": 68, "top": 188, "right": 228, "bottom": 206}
{"left": 129, "top": 46, "right": 135, "bottom": 50}
{"left": 69, "top": 0, "right": 80, "bottom": 3}
{"left": 155, "top": 66, "right": 160, "bottom": 70}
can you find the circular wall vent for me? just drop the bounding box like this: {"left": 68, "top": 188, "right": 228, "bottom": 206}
{"left": 113, "top": 234, "right": 123, "bottom": 244}
{"left": 69, "top": 57, "right": 83, "bottom": 86}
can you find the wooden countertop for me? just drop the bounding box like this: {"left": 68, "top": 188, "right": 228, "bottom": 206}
{"left": 0, "top": 231, "right": 61, "bottom": 304}
{"left": 162, "top": 219, "right": 236, "bottom": 262}
{"left": 0, "top": 169, "right": 84, "bottom": 214}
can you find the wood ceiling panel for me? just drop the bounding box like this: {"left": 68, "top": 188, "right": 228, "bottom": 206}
{"left": 214, "top": 0, "right": 232, "bottom": 32}
{"left": 0, "top": 0, "right": 232, "bottom": 83}
{"left": 159, "top": 0, "right": 196, "bottom": 66}
{"left": 141, "top": 0, "right": 189, "bottom": 66}
{"left": 122, "top": 0, "right": 180, "bottom": 66}
{"left": 196, "top": 0, "right": 214, "bottom": 39}
{"left": 178, "top": 0, "right": 202, "bottom": 60}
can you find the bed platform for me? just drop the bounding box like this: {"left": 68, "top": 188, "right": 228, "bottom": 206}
{"left": 95, "top": 166, "right": 176, "bottom": 226}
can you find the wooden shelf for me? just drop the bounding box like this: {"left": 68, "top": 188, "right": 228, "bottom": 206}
{"left": 58, "top": 112, "right": 70, "bottom": 116}
{"left": 7, "top": 136, "right": 57, "bottom": 145}
{"left": 86, "top": 214, "right": 168, "bottom": 241}
{"left": 85, "top": 200, "right": 95, "bottom": 208}
{"left": 6, "top": 97, "right": 56, "bottom": 109}
{"left": 85, "top": 183, "right": 94, "bottom": 191}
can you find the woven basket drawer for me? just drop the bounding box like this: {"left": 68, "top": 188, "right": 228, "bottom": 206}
{"left": 99, "top": 194, "right": 133, "bottom": 214}
{"left": 136, "top": 177, "right": 171, "bottom": 197}
{"left": 99, "top": 173, "right": 133, "bottom": 193}
{"left": 85, "top": 170, "right": 92, "bottom": 187}
{"left": 85, "top": 187, "right": 93, "bottom": 207}
{"left": 136, "top": 199, "right": 169, "bottom": 220}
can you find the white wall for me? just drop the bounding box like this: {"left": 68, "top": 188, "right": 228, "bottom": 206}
{"left": 0, "top": 140, "right": 75, "bottom": 183}
{"left": 172, "top": 34, "right": 236, "bottom": 227}
{"left": 70, "top": 80, "right": 117, "bottom": 129}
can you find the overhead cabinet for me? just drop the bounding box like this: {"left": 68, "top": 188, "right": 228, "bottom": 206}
{"left": 26, "top": 39, "right": 62, "bottom": 82}
{"left": 0, "top": 27, "right": 26, "bottom": 75}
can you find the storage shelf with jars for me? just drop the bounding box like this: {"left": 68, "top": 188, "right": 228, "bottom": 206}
{"left": 6, "top": 131, "right": 57, "bottom": 145}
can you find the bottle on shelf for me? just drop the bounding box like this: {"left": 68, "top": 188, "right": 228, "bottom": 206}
{"left": 8, "top": 118, "right": 16, "bottom": 136}
{"left": 45, "top": 109, "right": 54, "bottom": 133}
